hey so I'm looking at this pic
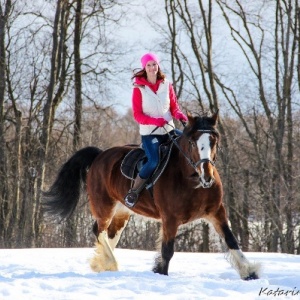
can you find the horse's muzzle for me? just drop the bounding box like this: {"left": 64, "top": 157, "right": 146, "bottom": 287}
{"left": 201, "top": 177, "right": 215, "bottom": 188}
{"left": 192, "top": 160, "right": 215, "bottom": 189}
{"left": 198, "top": 161, "right": 215, "bottom": 189}
{"left": 194, "top": 176, "right": 215, "bottom": 189}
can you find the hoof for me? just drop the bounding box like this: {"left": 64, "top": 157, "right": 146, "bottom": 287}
{"left": 244, "top": 272, "right": 259, "bottom": 280}
{"left": 152, "top": 258, "right": 169, "bottom": 275}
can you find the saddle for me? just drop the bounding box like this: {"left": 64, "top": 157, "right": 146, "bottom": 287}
{"left": 121, "top": 139, "right": 175, "bottom": 188}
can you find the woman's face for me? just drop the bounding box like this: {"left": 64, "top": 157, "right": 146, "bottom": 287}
{"left": 145, "top": 60, "right": 159, "bottom": 77}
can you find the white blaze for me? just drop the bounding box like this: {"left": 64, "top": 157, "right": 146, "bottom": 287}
{"left": 196, "top": 133, "right": 212, "bottom": 185}
{"left": 197, "top": 133, "right": 211, "bottom": 163}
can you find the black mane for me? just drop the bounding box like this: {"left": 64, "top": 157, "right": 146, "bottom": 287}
{"left": 194, "top": 115, "right": 216, "bottom": 130}
{"left": 184, "top": 114, "right": 220, "bottom": 138}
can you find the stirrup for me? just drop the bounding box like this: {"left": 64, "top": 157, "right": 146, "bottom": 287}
{"left": 124, "top": 190, "right": 139, "bottom": 208}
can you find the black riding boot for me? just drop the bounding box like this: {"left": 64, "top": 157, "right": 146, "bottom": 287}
{"left": 124, "top": 175, "right": 147, "bottom": 208}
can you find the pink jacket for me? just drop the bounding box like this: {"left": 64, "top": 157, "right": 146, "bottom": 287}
{"left": 132, "top": 77, "right": 186, "bottom": 127}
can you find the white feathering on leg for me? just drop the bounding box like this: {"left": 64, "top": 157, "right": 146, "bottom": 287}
{"left": 89, "top": 231, "right": 119, "bottom": 272}
{"left": 226, "top": 249, "right": 261, "bottom": 279}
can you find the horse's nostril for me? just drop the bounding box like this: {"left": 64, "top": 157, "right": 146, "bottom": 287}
{"left": 200, "top": 176, "right": 215, "bottom": 189}
{"left": 204, "top": 174, "right": 214, "bottom": 183}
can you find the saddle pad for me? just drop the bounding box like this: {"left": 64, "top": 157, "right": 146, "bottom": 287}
{"left": 120, "top": 141, "right": 174, "bottom": 185}
{"left": 121, "top": 148, "right": 146, "bottom": 180}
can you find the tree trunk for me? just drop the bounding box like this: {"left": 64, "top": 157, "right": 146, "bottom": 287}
{"left": 0, "top": 0, "right": 12, "bottom": 247}
{"left": 73, "top": 0, "right": 83, "bottom": 151}
{"left": 65, "top": 0, "right": 83, "bottom": 247}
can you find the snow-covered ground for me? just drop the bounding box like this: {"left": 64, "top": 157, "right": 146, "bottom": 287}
{"left": 0, "top": 248, "right": 299, "bottom": 300}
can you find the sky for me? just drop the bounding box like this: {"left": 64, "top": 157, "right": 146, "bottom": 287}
{"left": 17, "top": 0, "right": 295, "bottom": 117}
{"left": 0, "top": 247, "right": 299, "bottom": 300}
{"left": 111, "top": 0, "right": 258, "bottom": 115}
{"left": 111, "top": 0, "right": 166, "bottom": 115}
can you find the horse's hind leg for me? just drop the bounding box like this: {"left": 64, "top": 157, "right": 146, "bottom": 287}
{"left": 90, "top": 204, "right": 130, "bottom": 272}
{"left": 90, "top": 229, "right": 118, "bottom": 272}
{"left": 208, "top": 204, "right": 261, "bottom": 280}
{"left": 107, "top": 206, "right": 130, "bottom": 250}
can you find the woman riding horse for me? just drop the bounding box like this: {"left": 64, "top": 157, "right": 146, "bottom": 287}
{"left": 124, "top": 52, "right": 187, "bottom": 207}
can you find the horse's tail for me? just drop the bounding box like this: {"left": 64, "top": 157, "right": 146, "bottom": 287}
{"left": 42, "top": 146, "right": 103, "bottom": 220}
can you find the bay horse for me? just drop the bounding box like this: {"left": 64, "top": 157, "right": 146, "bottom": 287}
{"left": 43, "top": 111, "right": 260, "bottom": 280}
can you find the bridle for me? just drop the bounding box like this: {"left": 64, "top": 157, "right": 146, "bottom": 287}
{"left": 165, "top": 126, "right": 218, "bottom": 173}
{"left": 187, "top": 129, "right": 217, "bottom": 167}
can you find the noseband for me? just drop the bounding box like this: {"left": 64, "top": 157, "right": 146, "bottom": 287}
{"left": 194, "top": 158, "right": 215, "bottom": 168}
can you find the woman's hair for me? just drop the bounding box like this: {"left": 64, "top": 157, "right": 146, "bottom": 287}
{"left": 131, "top": 67, "right": 166, "bottom": 81}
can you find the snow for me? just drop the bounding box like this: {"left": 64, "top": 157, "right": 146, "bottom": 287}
{"left": 0, "top": 248, "right": 299, "bottom": 300}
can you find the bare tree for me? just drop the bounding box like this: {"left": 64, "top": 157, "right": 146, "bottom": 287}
{"left": 216, "top": 0, "right": 299, "bottom": 253}
{"left": 159, "top": 0, "right": 300, "bottom": 253}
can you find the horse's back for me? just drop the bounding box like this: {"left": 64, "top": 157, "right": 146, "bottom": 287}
{"left": 87, "top": 145, "right": 137, "bottom": 201}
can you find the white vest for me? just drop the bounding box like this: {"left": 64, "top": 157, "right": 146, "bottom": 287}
{"left": 136, "top": 79, "right": 175, "bottom": 135}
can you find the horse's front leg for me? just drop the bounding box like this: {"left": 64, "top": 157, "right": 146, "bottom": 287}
{"left": 153, "top": 239, "right": 175, "bottom": 275}
{"left": 153, "top": 220, "right": 177, "bottom": 275}
{"left": 209, "top": 204, "right": 261, "bottom": 280}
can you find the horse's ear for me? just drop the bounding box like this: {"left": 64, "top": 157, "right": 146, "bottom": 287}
{"left": 211, "top": 109, "right": 219, "bottom": 125}
{"left": 187, "top": 111, "right": 194, "bottom": 126}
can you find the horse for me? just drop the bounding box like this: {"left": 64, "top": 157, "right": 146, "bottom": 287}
{"left": 43, "top": 111, "right": 260, "bottom": 280}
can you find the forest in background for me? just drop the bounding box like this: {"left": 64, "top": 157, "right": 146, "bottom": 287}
{"left": 0, "top": 0, "right": 299, "bottom": 254}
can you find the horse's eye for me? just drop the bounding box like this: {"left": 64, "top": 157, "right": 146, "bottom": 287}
{"left": 189, "top": 140, "right": 196, "bottom": 147}
{"left": 201, "top": 147, "right": 204, "bottom": 151}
